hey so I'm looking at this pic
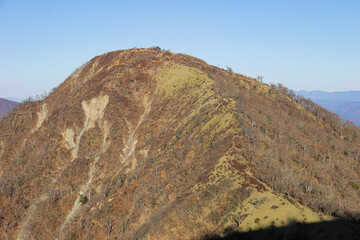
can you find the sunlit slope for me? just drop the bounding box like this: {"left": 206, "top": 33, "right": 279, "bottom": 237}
{"left": 0, "top": 49, "right": 359, "bottom": 240}
{"left": 138, "top": 64, "right": 335, "bottom": 240}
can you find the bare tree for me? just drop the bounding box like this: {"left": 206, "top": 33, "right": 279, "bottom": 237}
{"left": 226, "top": 65, "right": 233, "bottom": 73}
{"left": 104, "top": 218, "right": 113, "bottom": 240}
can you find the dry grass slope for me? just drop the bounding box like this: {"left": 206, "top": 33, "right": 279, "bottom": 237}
{"left": 0, "top": 48, "right": 359, "bottom": 240}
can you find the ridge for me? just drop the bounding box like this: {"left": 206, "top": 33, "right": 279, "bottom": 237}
{"left": 0, "top": 48, "right": 359, "bottom": 240}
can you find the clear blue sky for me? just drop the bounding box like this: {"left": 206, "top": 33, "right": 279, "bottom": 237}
{"left": 0, "top": 0, "right": 359, "bottom": 99}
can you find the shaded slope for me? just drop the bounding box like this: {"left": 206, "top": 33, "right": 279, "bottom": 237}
{"left": 200, "top": 220, "right": 360, "bottom": 240}
{"left": 0, "top": 49, "right": 359, "bottom": 240}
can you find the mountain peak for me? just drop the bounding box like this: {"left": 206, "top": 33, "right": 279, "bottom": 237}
{"left": 0, "top": 49, "right": 359, "bottom": 239}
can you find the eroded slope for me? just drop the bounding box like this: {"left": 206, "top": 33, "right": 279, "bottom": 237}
{"left": 0, "top": 49, "right": 359, "bottom": 240}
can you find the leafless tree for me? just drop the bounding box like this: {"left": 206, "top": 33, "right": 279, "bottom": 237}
{"left": 226, "top": 65, "right": 233, "bottom": 73}
{"left": 104, "top": 218, "right": 113, "bottom": 240}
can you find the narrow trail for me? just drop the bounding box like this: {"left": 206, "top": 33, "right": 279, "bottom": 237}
{"left": 17, "top": 104, "right": 48, "bottom": 160}
{"left": 59, "top": 121, "right": 111, "bottom": 238}
{"left": 17, "top": 90, "right": 155, "bottom": 239}
{"left": 0, "top": 141, "right": 4, "bottom": 177}
{"left": 118, "top": 88, "right": 158, "bottom": 174}
{"left": 16, "top": 96, "right": 109, "bottom": 240}
{"left": 15, "top": 104, "right": 49, "bottom": 240}
{"left": 30, "top": 104, "right": 48, "bottom": 135}
{"left": 0, "top": 141, "right": 4, "bottom": 164}
{"left": 15, "top": 195, "right": 50, "bottom": 240}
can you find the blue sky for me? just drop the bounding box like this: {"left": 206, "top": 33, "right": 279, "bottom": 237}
{"left": 0, "top": 0, "right": 359, "bottom": 99}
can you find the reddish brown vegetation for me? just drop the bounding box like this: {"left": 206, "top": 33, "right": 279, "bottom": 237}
{"left": 0, "top": 48, "right": 359, "bottom": 239}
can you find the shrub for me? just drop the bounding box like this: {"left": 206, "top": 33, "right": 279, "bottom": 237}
{"left": 226, "top": 66, "right": 233, "bottom": 73}
{"left": 149, "top": 46, "right": 161, "bottom": 50}
{"left": 256, "top": 75, "right": 263, "bottom": 82}
{"left": 70, "top": 232, "right": 79, "bottom": 240}
{"left": 151, "top": 198, "right": 156, "bottom": 207}
{"left": 79, "top": 194, "right": 87, "bottom": 204}
{"left": 350, "top": 181, "right": 360, "bottom": 191}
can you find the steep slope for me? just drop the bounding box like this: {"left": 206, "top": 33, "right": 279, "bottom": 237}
{"left": 0, "top": 98, "right": 18, "bottom": 119}
{"left": 0, "top": 49, "right": 359, "bottom": 240}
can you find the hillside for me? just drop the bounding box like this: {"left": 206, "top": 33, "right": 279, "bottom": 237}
{"left": 297, "top": 90, "right": 360, "bottom": 125}
{"left": 0, "top": 98, "right": 18, "bottom": 119}
{"left": 0, "top": 49, "right": 359, "bottom": 240}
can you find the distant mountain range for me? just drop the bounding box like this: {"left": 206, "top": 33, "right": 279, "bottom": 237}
{"left": 296, "top": 90, "right": 360, "bottom": 126}
{"left": 0, "top": 98, "right": 18, "bottom": 119}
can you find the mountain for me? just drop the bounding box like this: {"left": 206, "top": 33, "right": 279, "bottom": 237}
{"left": 0, "top": 98, "right": 18, "bottom": 119}
{"left": 4, "top": 97, "right": 25, "bottom": 103}
{"left": 0, "top": 49, "right": 359, "bottom": 240}
{"left": 297, "top": 90, "right": 360, "bottom": 125}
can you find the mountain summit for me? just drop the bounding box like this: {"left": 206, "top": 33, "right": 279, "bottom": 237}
{"left": 0, "top": 48, "right": 359, "bottom": 239}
